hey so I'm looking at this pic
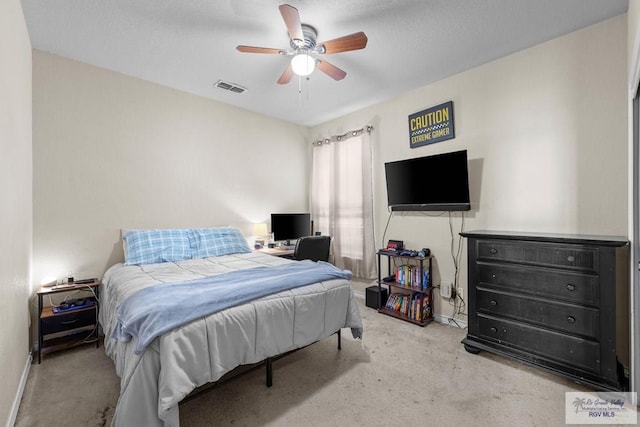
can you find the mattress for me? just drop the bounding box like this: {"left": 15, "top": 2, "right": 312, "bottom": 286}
{"left": 99, "top": 251, "right": 363, "bottom": 426}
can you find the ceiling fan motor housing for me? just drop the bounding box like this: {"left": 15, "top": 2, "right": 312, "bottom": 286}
{"left": 290, "top": 24, "right": 317, "bottom": 50}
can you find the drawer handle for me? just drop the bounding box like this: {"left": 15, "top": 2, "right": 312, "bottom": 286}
{"left": 490, "top": 300, "right": 497, "bottom": 306}
{"left": 489, "top": 248, "right": 498, "bottom": 254}
{"left": 490, "top": 327, "right": 497, "bottom": 334}
{"left": 567, "top": 316, "right": 576, "bottom": 324}
{"left": 491, "top": 273, "right": 497, "bottom": 279}
{"left": 566, "top": 284, "right": 575, "bottom": 291}
{"left": 567, "top": 255, "right": 575, "bottom": 262}
{"left": 60, "top": 319, "right": 79, "bottom": 325}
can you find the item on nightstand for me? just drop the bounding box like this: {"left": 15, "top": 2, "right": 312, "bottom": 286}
{"left": 254, "top": 239, "right": 265, "bottom": 249}
{"left": 386, "top": 240, "right": 404, "bottom": 251}
{"left": 366, "top": 286, "right": 388, "bottom": 309}
{"left": 41, "top": 278, "right": 57, "bottom": 288}
{"left": 418, "top": 248, "right": 431, "bottom": 257}
{"left": 52, "top": 298, "right": 95, "bottom": 314}
{"left": 398, "top": 249, "right": 418, "bottom": 257}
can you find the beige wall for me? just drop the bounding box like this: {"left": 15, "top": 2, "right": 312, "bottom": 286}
{"left": 311, "top": 15, "right": 628, "bottom": 320}
{"left": 0, "top": 0, "right": 33, "bottom": 424}
{"left": 32, "top": 51, "right": 309, "bottom": 285}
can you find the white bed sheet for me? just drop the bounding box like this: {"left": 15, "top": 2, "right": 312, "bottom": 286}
{"left": 100, "top": 251, "right": 363, "bottom": 427}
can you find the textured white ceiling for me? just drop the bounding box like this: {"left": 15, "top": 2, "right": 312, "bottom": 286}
{"left": 21, "top": 0, "right": 628, "bottom": 127}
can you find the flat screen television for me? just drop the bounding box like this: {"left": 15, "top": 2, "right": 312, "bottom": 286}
{"left": 270, "top": 213, "right": 312, "bottom": 243}
{"left": 385, "top": 150, "right": 471, "bottom": 211}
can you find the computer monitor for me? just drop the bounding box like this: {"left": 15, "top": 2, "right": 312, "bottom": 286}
{"left": 270, "top": 213, "right": 311, "bottom": 245}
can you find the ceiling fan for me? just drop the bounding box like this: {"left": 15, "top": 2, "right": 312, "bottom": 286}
{"left": 236, "top": 4, "right": 368, "bottom": 84}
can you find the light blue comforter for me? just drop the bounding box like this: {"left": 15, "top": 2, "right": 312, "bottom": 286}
{"left": 112, "top": 260, "right": 352, "bottom": 355}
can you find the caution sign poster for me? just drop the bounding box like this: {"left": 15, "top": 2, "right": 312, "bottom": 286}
{"left": 408, "top": 101, "right": 455, "bottom": 148}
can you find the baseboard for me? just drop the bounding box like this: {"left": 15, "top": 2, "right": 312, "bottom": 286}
{"left": 6, "top": 352, "right": 32, "bottom": 427}
{"left": 433, "top": 313, "right": 468, "bottom": 330}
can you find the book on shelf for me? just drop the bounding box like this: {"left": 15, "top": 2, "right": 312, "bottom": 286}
{"left": 394, "top": 265, "right": 430, "bottom": 291}
{"left": 384, "top": 292, "right": 431, "bottom": 321}
{"left": 422, "top": 294, "right": 431, "bottom": 319}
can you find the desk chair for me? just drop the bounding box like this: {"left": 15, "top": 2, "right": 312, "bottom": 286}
{"left": 294, "top": 236, "right": 331, "bottom": 262}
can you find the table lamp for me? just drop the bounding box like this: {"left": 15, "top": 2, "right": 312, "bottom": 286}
{"left": 253, "top": 223, "right": 268, "bottom": 249}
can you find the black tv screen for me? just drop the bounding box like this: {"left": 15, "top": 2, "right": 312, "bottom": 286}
{"left": 270, "top": 213, "right": 311, "bottom": 242}
{"left": 385, "top": 150, "right": 471, "bottom": 211}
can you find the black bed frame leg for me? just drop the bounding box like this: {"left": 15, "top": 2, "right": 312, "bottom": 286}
{"left": 266, "top": 357, "right": 273, "bottom": 387}
{"left": 264, "top": 331, "right": 340, "bottom": 388}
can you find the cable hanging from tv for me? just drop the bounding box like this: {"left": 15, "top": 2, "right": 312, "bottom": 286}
{"left": 311, "top": 125, "right": 373, "bottom": 146}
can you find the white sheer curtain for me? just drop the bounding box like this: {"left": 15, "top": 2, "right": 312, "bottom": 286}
{"left": 310, "top": 129, "right": 376, "bottom": 278}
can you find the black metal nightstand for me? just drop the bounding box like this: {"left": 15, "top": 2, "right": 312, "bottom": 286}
{"left": 36, "top": 279, "right": 101, "bottom": 363}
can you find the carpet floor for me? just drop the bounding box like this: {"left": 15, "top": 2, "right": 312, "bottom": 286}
{"left": 15, "top": 285, "right": 596, "bottom": 427}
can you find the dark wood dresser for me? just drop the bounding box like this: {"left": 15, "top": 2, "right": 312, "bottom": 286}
{"left": 460, "top": 230, "right": 629, "bottom": 391}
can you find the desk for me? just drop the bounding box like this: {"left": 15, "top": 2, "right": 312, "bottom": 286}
{"left": 256, "top": 247, "right": 295, "bottom": 258}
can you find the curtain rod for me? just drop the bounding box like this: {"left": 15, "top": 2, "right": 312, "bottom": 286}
{"left": 312, "top": 125, "right": 373, "bottom": 146}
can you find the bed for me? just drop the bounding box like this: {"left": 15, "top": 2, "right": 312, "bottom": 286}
{"left": 99, "top": 227, "right": 363, "bottom": 427}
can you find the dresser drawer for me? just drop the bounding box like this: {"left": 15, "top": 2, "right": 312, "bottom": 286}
{"left": 476, "top": 240, "right": 598, "bottom": 272}
{"left": 477, "top": 288, "right": 599, "bottom": 339}
{"left": 477, "top": 264, "right": 599, "bottom": 306}
{"left": 41, "top": 307, "right": 96, "bottom": 335}
{"left": 477, "top": 314, "right": 600, "bottom": 373}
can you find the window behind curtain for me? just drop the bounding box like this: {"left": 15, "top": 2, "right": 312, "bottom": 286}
{"left": 311, "top": 132, "right": 376, "bottom": 278}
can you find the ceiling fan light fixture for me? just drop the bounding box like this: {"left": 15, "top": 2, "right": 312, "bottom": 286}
{"left": 291, "top": 51, "right": 315, "bottom": 76}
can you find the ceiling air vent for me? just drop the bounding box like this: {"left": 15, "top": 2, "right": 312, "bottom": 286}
{"left": 214, "top": 80, "right": 247, "bottom": 94}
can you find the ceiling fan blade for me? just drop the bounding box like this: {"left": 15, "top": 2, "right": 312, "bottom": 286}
{"left": 279, "top": 4, "right": 304, "bottom": 46}
{"left": 277, "top": 64, "right": 294, "bottom": 84}
{"left": 317, "top": 59, "right": 347, "bottom": 81}
{"left": 236, "top": 45, "right": 283, "bottom": 54}
{"left": 318, "top": 32, "right": 368, "bottom": 54}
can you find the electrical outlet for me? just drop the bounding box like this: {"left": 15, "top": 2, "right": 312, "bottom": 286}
{"left": 441, "top": 281, "right": 452, "bottom": 298}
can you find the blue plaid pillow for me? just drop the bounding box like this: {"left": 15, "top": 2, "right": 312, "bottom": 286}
{"left": 123, "top": 229, "right": 193, "bottom": 265}
{"left": 191, "top": 227, "right": 251, "bottom": 258}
